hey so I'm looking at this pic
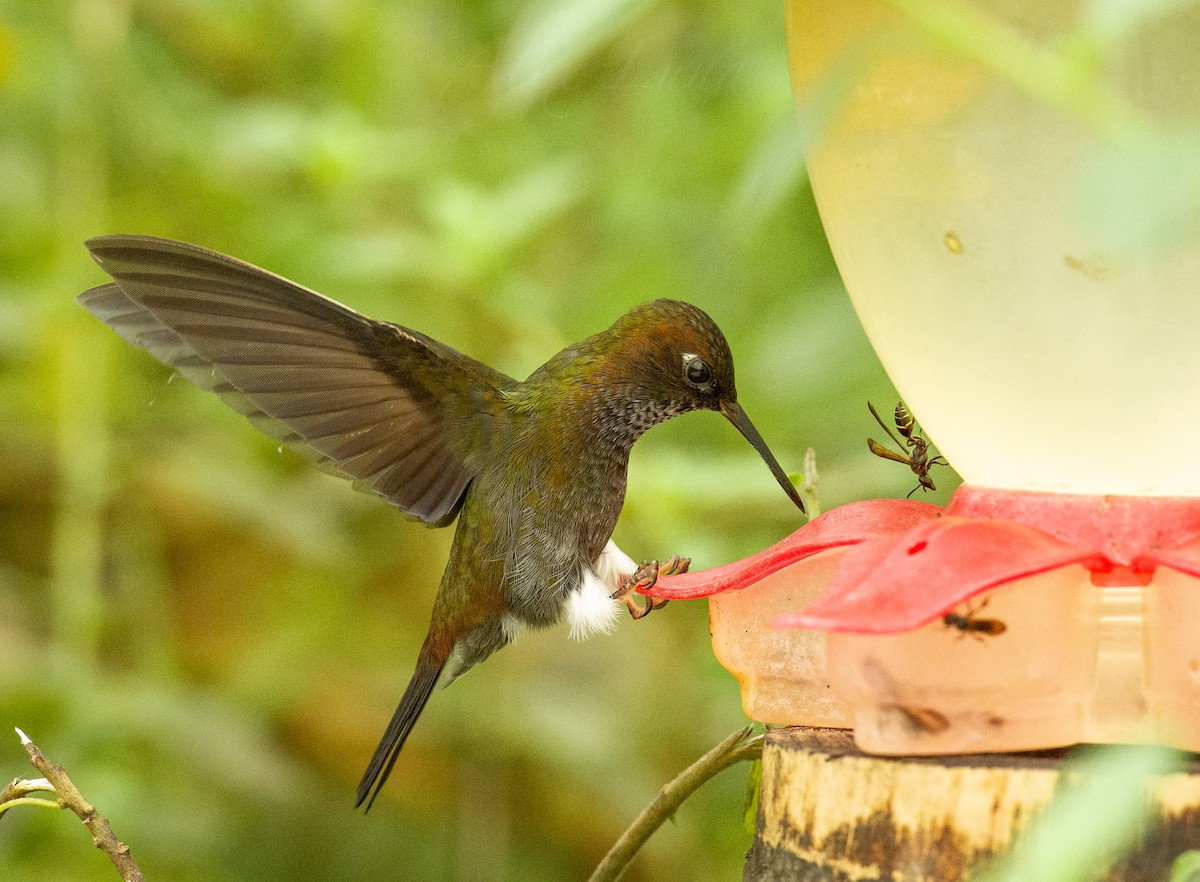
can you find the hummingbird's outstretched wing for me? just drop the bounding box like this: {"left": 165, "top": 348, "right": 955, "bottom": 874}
{"left": 80, "top": 234, "right": 514, "bottom": 527}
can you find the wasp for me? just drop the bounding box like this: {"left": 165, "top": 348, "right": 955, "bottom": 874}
{"left": 867, "top": 400, "right": 948, "bottom": 498}
{"left": 942, "top": 599, "right": 1007, "bottom": 641}
{"left": 885, "top": 703, "right": 951, "bottom": 736}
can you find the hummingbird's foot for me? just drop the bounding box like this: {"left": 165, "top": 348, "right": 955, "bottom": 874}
{"left": 658, "top": 554, "right": 691, "bottom": 577}
{"left": 618, "top": 591, "right": 658, "bottom": 620}
{"left": 611, "top": 556, "right": 690, "bottom": 620}
{"left": 611, "top": 560, "right": 661, "bottom": 619}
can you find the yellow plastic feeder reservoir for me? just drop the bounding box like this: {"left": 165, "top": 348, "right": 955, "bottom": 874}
{"left": 643, "top": 0, "right": 1200, "bottom": 756}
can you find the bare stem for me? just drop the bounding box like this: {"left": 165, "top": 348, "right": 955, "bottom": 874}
{"left": 588, "top": 726, "right": 764, "bottom": 882}
{"left": 802, "top": 447, "right": 821, "bottom": 518}
{"left": 0, "top": 775, "right": 53, "bottom": 809}
{"left": 9, "top": 728, "right": 146, "bottom": 882}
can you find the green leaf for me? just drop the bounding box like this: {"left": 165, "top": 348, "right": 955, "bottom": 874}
{"left": 1083, "top": 0, "right": 1200, "bottom": 46}
{"left": 728, "top": 114, "right": 809, "bottom": 235}
{"left": 742, "top": 757, "right": 763, "bottom": 836}
{"left": 492, "top": 0, "right": 656, "bottom": 110}
{"left": 1170, "top": 850, "right": 1200, "bottom": 882}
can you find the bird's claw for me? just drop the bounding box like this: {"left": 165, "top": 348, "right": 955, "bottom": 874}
{"left": 657, "top": 554, "right": 690, "bottom": 577}
{"left": 611, "top": 555, "right": 690, "bottom": 620}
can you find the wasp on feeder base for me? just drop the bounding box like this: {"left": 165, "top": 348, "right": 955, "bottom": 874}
{"left": 867, "top": 400, "right": 948, "bottom": 498}
{"left": 942, "top": 599, "right": 1007, "bottom": 641}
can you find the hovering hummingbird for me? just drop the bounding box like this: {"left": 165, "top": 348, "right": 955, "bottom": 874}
{"left": 79, "top": 235, "right": 805, "bottom": 809}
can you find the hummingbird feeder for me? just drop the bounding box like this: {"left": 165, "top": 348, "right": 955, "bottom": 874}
{"left": 645, "top": 0, "right": 1200, "bottom": 756}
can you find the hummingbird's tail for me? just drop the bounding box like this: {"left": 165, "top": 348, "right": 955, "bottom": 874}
{"left": 356, "top": 641, "right": 447, "bottom": 811}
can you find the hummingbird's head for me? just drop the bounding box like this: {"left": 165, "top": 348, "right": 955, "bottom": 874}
{"left": 597, "top": 299, "right": 806, "bottom": 512}
{"left": 606, "top": 298, "right": 735, "bottom": 413}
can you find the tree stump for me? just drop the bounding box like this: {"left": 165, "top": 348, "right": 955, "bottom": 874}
{"left": 744, "top": 727, "right": 1200, "bottom": 881}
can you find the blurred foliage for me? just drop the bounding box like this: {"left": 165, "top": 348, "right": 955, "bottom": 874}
{"left": 0, "top": 1, "right": 923, "bottom": 880}
{"left": 1172, "top": 849, "right": 1200, "bottom": 882}
{"left": 978, "top": 744, "right": 1185, "bottom": 882}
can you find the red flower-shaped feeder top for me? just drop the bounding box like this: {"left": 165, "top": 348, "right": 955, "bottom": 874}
{"left": 641, "top": 497, "right": 939, "bottom": 600}
{"left": 643, "top": 485, "right": 1200, "bottom": 635}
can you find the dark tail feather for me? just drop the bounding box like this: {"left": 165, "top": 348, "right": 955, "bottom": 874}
{"left": 356, "top": 651, "right": 447, "bottom": 811}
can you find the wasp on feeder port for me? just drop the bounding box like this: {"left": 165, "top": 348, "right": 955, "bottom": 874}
{"left": 867, "top": 400, "right": 948, "bottom": 498}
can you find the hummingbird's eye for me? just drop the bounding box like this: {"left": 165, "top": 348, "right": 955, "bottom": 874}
{"left": 683, "top": 354, "right": 712, "bottom": 387}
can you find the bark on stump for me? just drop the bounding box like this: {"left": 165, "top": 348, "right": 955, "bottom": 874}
{"left": 744, "top": 727, "right": 1200, "bottom": 881}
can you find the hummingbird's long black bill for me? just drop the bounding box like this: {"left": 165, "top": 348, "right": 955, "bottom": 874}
{"left": 720, "top": 401, "right": 805, "bottom": 514}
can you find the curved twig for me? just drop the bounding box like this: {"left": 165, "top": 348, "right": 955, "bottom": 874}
{"left": 8, "top": 728, "right": 145, "bottom": 882}
{"left": 589, "top": 726, "right": 765, "bottom": 882}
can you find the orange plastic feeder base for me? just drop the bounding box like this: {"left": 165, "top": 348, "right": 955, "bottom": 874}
{"left": 648, "top": 486, "right": 1200, "bottom": 755}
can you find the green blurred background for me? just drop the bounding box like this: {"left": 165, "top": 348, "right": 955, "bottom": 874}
{"left": 0, "top": 1, "right": 940, "bottom": 879}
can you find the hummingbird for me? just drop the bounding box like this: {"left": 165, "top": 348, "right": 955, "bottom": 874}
{"left": 78, "top": 234, "right": 805, "bottom": 810}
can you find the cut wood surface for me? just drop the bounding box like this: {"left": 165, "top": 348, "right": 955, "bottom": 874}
{"left": 744, "top": 727, "right": 1200, "bottom": 882}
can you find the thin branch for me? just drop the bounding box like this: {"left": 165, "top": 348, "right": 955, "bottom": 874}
{"left": 0, "top": 796, "right": 63, "bottom": 816}
{"left": 10, "top": 728, "right": 146, "bottom": 882}
{"left": 588, "top": 726, "right": 765, "bottom": 882}
{"left": 802, "top": 447, "right": 821, "bottom": 518}
{"left": 0, "top": 775, "right": 53, "bottom": 809}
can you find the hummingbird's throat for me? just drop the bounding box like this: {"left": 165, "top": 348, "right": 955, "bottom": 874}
{"left": 587, "top": 393, "right": 690, "bottom": 448}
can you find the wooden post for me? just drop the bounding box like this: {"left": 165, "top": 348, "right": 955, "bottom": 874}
{"left": 744, "top": 727, "right": 1200, "bottom": 881}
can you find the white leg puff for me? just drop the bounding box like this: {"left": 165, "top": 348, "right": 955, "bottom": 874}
{"left": 564, "top": 540, "right": 635, "bottom": 640}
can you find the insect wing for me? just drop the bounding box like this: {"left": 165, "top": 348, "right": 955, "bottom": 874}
{"left": 868, "top": 437, "right": 911, "bottom": 464}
